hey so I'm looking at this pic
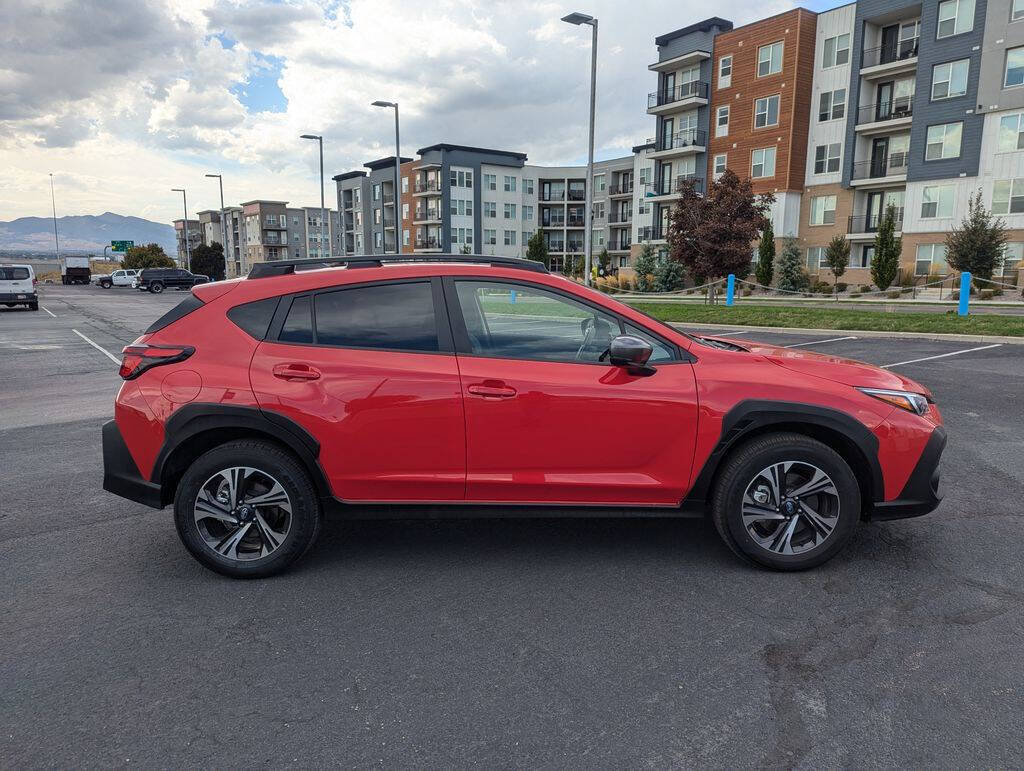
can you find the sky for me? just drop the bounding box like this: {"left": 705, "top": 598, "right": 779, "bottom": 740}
{"left": 0, "top": 0, "right": 848, "bottom": 223}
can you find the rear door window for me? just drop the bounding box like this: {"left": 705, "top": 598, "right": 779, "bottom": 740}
{"left": 314, "top": 281, "right": 439, "bottom": 352}
{"left": 279, "top": 296, "right": 313, "bottom": 344}
{"left": 0, "top": 267, "right": 30, "bottom": 280}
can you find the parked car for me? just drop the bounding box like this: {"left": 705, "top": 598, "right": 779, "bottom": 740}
{"left": 0, "top": 263, "right": 38, "bottom": 310}
{"left": 103, "top": 255, "right": 946, "bottom": 578}
{"left": 95, "top": 269, "right": 139, "bottom": 288}
{"left": 134, "top": 267, "right": 210, "bottom": 293}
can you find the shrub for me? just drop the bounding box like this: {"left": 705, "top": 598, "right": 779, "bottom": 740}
{"left": 886, "top": 290, "right": 901, "bottom": 299}
{"left": 850, "top": 292, "right": 862, "bottom": 298}
{"left": 836, "top": 282, "right": 848, "bottom": 292}
{"left": 900, "top": 287, "right": 913, "bottom": 295}
{"left": 604, "top": 274, "right": 619, "bottom": 289}
{"left": 979, "top": 289, "right": 994, "bottom": 300}
{"left": 860, "top": 284, "right": 872, "bottom": 293}
{"left": 742, "top": 288, "right": 753, "bottom": 297}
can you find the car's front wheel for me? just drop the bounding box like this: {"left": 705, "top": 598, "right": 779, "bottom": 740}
{"left": 174, "top": 440, "right": 322, "bottom": 578}
{"left": 148, "top": 281, "right": 164, "bottom": 293}
{"left": 711, "top": 432, "right": 860, "bottom": 571}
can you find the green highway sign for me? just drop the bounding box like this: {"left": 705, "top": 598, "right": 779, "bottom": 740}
{"left": 111, "top": 240, "right": 134, "bottom": 252}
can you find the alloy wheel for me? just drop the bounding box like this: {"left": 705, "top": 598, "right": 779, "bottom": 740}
{"left": 193, "top": 466, "right": 292, "bottom": 561}
{"left": 740, "top": 461, "right": 840, "bottom": 556}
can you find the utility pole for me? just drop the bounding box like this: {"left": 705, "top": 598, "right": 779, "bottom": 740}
{"left": 205, "top": 174, "right": 228, "bottom": 274}
{"left": 49, "top": 173, "right": 60, "bottom": 261}
{"left": 300, "top": 134, "right": 326, "bottom": 257}
{"left": 171, "top": 188, "right": 191, "bottom": 271}
{"left": 371, "top": 101, "right": 402, "bottom": 254}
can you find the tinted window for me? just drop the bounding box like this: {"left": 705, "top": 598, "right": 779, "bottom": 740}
{"left": 279, "top": 296, "right": 313, "bottom": 343}
{"left": 455, "top": 280, "right": 620, "bottom": 363}
{"left": 314, "top": 282, "right": 438, "bottom": 352}
{"left": 0, "top": 267, "right": 30, "bottom": 280}
{"left": 227, "top": 297, "right": 280, "bottom": 340}
{"left": 145, "top": 294, "right": 204, "bottom": 333}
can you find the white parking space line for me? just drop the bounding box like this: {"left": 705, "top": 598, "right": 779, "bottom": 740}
{"left": 40, "top": 305, "right": 57, "bottom": 317}
{"left": 784, "top": 336, "right": 858, "bottom": 348}
{"left": 882, "top": 343, "right": 1003, "bottom": 369}
{"left": 72, "top": 328, "right": 121, "bottom": 365}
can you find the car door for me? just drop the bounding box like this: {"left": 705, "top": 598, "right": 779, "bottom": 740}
{"left": 445, "top": 277, "right": 699, "bottom": 506}
{"left": 250, "top": 277, "right": 466, "bottom": 502}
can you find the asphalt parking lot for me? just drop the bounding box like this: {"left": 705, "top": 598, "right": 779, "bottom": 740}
{"left": 3, "top": 284, "right": 1024, "bottom": 768}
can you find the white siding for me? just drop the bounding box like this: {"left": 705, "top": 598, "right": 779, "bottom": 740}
{"left": 804, "top": 3, "right": 856, "bottom": 187}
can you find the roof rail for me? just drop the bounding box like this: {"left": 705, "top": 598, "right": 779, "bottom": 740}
{"left": 247, "top": 254, "right": 549, "bottom": 279}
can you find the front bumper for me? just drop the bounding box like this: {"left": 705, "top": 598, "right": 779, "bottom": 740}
{"left": 102, "top": 420, "right": 164, "bottom": 509}
{"left": 0, "top": 291, "right": 37, "bottom": 302}
{"left": 869, "top": 425, "right": 946, "bottom": 520}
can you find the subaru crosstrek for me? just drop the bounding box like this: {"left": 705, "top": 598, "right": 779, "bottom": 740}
{"left": 102, "top": 255, "right": 945, "bottom": 577}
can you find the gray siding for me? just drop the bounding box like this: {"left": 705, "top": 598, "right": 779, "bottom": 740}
{"left": 657, "top": 27, "right": 720, "bottom": 63}
{"left": 978, "top": 0, "right": 1024, "bottom": 112}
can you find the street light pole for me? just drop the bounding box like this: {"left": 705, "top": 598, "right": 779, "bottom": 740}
{"left": 171, "top": 188, "right": 191, "bottom": 271}
{"left": 562, "top": 12, "right": 598, "bottom": 286}
{"left": 49, "top": 173, "right": 60, "bottom": 261}
{"left": 300, "top": 134, "right": 326, "bottom": 257}
{"left": 205, "top": 173, "right": 228, "bottom": 274}
{"left": 372, "top": 101, "right": 401, "bottom": 255}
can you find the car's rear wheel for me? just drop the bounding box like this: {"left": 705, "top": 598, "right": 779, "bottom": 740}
{"left": 174, "top": 440, "right": 321, "bottom": 578}
{"left": 149, "top": 281, "right": 164, "bottom": 293}
{"left": 711, "top": 432, "right": 860, "bottom": 571}
{"left": 100, "top": 280, "right": 112, "bottom": 288}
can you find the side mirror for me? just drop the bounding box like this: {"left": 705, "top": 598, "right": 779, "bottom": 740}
{"left": 607, "top": 335, "right": 656, "bottom": 376}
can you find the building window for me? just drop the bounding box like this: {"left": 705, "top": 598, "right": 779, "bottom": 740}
{"left": 916, "top": 243, "right": 948, "bottom": 276}
{"left": 504, "top": 175, "right": 517, "bottom": 192}
{"left": 822, "top": 33, "right": 850, "bottom": 68}
{"left": 484, "top": 201, "right": 496, "bottom": 218}
{"left": 524, "top": 205, "right": 534, "bottom": 220}
{"left": 998, "top": 243, "right": 1024, "bottom": 275}
{"left": 401, "top": 176, "right": 409, "bottom": 194}
{"left": 373, "top": 208, "right": 381, "bottom": 224}
{"left": 484, "top": 173, "right": 496, "bottom": 190}
{"left": 403, "top": 229, "right": 410, "bottom": 246}
{"left": 921, "top": 185, "right": 956, "bottom": 218}
{"left": 483, "top": 229, "right": 496, "bottom": 245}
{"left": 639, "top": 167, "right": 651, "bottom": 185}
{"left": 751, "top": 147, "right": 776, "bottom": 178}
{"left": 806, "top": 246, "right": 827, "bottom": 270}
{"left": 718, "top": 55, "right": 732, "bottom": 88}
{"left": 524, "top": 179, "right": 534, "bottom": 194}
{"left": 713, "top": 153, "right": 727, "bottom": 179}
{"left": 373, "top": 184, "right": 381, "bottom": 201}
{"left": 503, "top": 230, "right": 516, "bottom": 246}
{"left": 931, "top": 59, "right": 969, "bottom": 100}
{"left": 998, "top": 112, "right": 1024, "bottom": 151}
{"left": 504, "top": 203, "right": 517, "bottom": 219}
{"left": 757, "top": 41, "right": 783, "bottom": 77}
{"left": 1014, "top": 0, "right": 1024, "bottom": 21}
{"left": 937, "top": 0, "right": 975, "bottom": 38}
{"left": 716, "top": 105, "right": 729, "bottom": 137}
{"left": 993, "top": 178, "right": 1024, "bottom": 214}
{"left": 809, "top": 195, "right": 837, "bottom": 226}
{"left": 814, "top": 143, "right": 841, "bottom": 174}
{"left": 925, "top": 122, "right": 963, "bottom": 160}
{"left": 818, "top": 89, "right": 846, "bottom": 121}
{"left": 593, "top": 201, "right": 605, "bottom": 218}
{"left": 402, "top": 203, "right": 409, "bottom": 219}
{"left": 594, "top": 174, "right": 606, "bottom": 192}
{"left": 754, "top": 95, "right": 780, "bottom": 128}
{"left": 374, "top": 232, "right": 382, "bottom": 248}
{"left": 1006, "top": 47, "right": 1024, "bottom": 88}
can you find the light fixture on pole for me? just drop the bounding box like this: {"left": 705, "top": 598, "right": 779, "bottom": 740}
{"left": 204, "top": 173, "right": 228, "bottom": 275}
{"left": 171, "top": 188, "right": 191, "bottom": 271}
{"left": 49, "top": 173, "right": 60, "bottom": 261}
{"left": 300, "top": 134, "right": 327, "bottom": 256}
{"left": 371, "top": 100, "right": 402, "bottom": 255}
{"left": 561, "top": 11, "right": 598, "bottom": 286}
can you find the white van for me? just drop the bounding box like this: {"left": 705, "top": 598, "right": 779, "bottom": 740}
{"left": 0, "top": 264, "right": 38, "bottom": 311}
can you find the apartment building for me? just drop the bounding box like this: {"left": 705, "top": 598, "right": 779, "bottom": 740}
{"left": 172, "top": 218, "right": 200, "bottom": 266}
{"left": 235, "top": 200, "right": 340, "bottom": 273}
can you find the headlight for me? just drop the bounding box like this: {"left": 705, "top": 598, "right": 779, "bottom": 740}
{"left": 857, "top": 387, "right": 930, "bottom": 416}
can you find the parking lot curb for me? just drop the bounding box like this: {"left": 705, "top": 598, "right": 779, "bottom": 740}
{"left": 668, "top": 321, "right": 1024, "bottom": 345}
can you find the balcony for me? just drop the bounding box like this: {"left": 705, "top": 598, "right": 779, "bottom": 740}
{"left": 850, "top": 152, "right": 909, "bottom": 186}
{"left": 608, "top": 238, "right": 632, "bottom": 252}
{"left": 414, "top": 179, "right": 442, "bottom": 195}
{"left": 855, "top": 99, "right": 914, "bottom": 134}
{"left": 566, "top": 215, "right": 585, "bottom": 227}
{"left": 647, "top": 81, "right": 709, "bottom": 114}
{"left": 261, "top": 232, "right": 285, "bottom": 245}
{"left": 542, "top": 218, "right": 566, "bottom": 228}
{"left": 860, "top": 37, "right": 919, "bottom": 78}
{"left": 847, "top": 209, "right": 904, "bottom": 238}
{"left": 650, "top": 129, "right": 706, "bottom": 159}
{"left": 382, "top": 192, "right": 395, "bottom": 205}
{"left": 608, "top": 209, "right": 633, "bottom": 224}
{"left": 414, "top": 208, "right": 442, "bottom": 224}
{"left": 546, "top": 241, "right": 566, "bottom": 252}
{"left": 608, "top": 181, "right": 633, "bottom": 196}
{"left": 567, "top": 189, "right": 586, "bottom": 202}
{"left": 414, "top": 236, "right": 442, "bottom": 251}
{"left": 648, "top": 174, "right": 704, "bottom": 199}
{"left": 539, "top": 191, "right": 566, "bottom": 202}
{"left": 565, "top": 243, "right": 584, "bottom": 253}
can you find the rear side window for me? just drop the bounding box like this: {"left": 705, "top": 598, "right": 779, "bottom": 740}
{"left": 279, "top": 296, "right": 313, "bottom": 343}
{"left": 145, "top": 294, "right": 204, "bottom": 334}
{"left": 227, "top": 297, "right": 280, "bottom": 340}
{"left": 0, "top": 267, "right": 30, "bottom": 280}
{"left": 314, "top": 282, "right": 438, "bottom": 352}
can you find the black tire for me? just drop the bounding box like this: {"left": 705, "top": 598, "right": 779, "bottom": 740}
{"left": 711, "top": 432, "right": 860, "bottom": 571}
{"left": 173, "top": 440, "right": 322, "bottom": 578}
{"left": 29, "top": 302, "right": 39, "bottom": 311}
{"left": 149, "top": 281, "right": 164, "bottom": 294}
{"left": 100, "top": 280, "right": 112, "bottom": 289}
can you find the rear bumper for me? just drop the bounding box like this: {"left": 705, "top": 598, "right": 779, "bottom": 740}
{"left": 869, "top": 425, "right": 946, "bottom": 520}
{"left": 0, "top": 291, "right": 36, "bottom": 302}
{"left": 102, "top": 420, "right": 164, "bottom": 509}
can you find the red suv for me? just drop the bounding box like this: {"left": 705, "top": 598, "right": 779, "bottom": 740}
{"left": 102, "top": 256, "right": 945, "bottom": 577}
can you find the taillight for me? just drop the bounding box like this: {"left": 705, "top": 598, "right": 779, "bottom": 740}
{"left": 118, "top": 344, "right": 195, "bottom": 380}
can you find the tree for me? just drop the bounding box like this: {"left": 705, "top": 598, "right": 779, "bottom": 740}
{"left": 633, "top": 243, "right": 657, "bottom": 292}
{"left": 870, "top": 203, "right": 901, "bottom": 290}
{"left": 775, "top": 237, "right": 809, "bottom": 292}
{"left": 945, "top": 190, "right": 1007, "bottom": 281}
{"left": 122, "top": 243, "right": 174, "bottom": 270}
{"left": 525, "top": 229, "right": 548, "bottom": 267}
{"left": 459, "top": 243, "right": 472, "bottom": 255}
{"left": 653, "top": 255, "right": 686, "bottom": 292}
{"left": 755, "top": 220, "right": 775, "bottom": 287}
{"left": 824, "top": 235, "right": 850, "bottom": 292}
{"left": 189, "top": 241, "right": 225, "bottom": 281}
{"left": 668, "top": 170, "right": 774, "bottom": 301}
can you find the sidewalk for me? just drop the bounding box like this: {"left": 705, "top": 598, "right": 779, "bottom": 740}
{"left": 668, "top": 320, "right": 1024, "bottom": 345}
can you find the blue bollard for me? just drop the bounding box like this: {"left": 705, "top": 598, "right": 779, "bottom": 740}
{"left": 510, "top": 289, "right": 516, "bottom": 304}
{"left": 958, "top": 271, "right": 971, "bottom": 316}
{"left": 726, "top": 274, "right": 735, "bottom": 306}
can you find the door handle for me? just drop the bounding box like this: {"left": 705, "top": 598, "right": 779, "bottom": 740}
{"left": 272, "top": 363, "right": 321, "bottom": 381}
{"left": 467, "top": 381, "right": 517, "bottom": 399}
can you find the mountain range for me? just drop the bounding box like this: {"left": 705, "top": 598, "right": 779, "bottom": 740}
{"left": 0, "top": 212, "right": 176, "bottom": 254}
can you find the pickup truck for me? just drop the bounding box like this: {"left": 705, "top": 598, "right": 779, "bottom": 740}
{"left": 95, "top": 269, "right": 139, "bottom": 288}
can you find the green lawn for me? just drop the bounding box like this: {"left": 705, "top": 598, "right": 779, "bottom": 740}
{"left": 628, "top": 302, "right": 1024, "bottom": 337}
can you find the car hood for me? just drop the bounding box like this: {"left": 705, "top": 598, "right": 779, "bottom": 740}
{"left": 705, "top": 336, "right": 930, "bottom": 395}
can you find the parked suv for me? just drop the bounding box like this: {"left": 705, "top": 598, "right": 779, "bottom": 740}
{"left": 103, "top": 255, "right": 945, "bottom": 578}
{"left": 135, "top": 267, "right": 209, "bottom": 293}
{"left": 0, "top": 264, "right": 38, "bottom": 310}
